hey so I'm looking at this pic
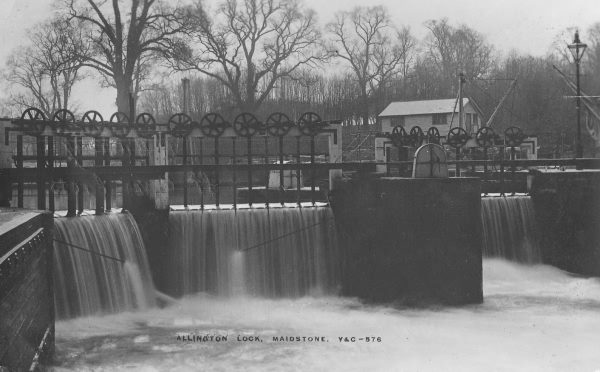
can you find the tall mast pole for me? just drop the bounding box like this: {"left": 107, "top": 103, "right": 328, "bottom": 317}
{"left": 458, "top": 72, "right": 465, "bottom": 130}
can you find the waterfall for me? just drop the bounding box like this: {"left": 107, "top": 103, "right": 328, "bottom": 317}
{"left": 53, "top": 212, "right": 156, "bottom": 319}
{"left": 481, "top": 196, "right": 541, "bottom": 263}
{"left": 166, "top": 206, "right": 339, "bottom": 298}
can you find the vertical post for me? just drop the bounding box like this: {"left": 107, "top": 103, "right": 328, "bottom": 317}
{"left": 66, "top": 138, "right": 76, "bottom": 217}
{"left": 36, "top": 135, "right": 46, "bottom": 210}
{"left": 296, "top": 136, "right": 301, "bottom": 205}
{"left": 182, "top": 78, "right": 189, "bottom": 206}
{"left": 482, "top": 147, "right": 488, "bottom": 195}
{"left": 328, "top": 123, "right": 343, "bottom": 191}
{"left": 94, "top": 137, "right": 104, "bottom": 215}
{"left": 279, "top": 136, "right": 284, "bottom": 205}
{"left": 575, "top": 56, "right": 583, "bottom": 169}
{"left": 499, "top": 147, "right": 505, "bottom": 195}
{"left": 129, "top": 136, "right": 136, "bottom": 205}
{"left": 458, "top": 72, "right": 465, "bottom": 131}
{"left": 183, "top": 138, "right": 188, "bottom": 208}
{"left": 104, "top": 138, "right": 112, "bottom": 211}
{"left": 17, "top": 135, "right": 23, "bottom": 208}
{"left": 247, "top": 137, "right": 252, "bottom": 206}
{"left": 232, "top": 137, "right": 237, "bottom": 209}
{"left": 455, "top": 148, "right": 461, "bottom": 177}
{"left": 264, "top": 136, "right": 269, "bottom": 207}
{"left": 310, "top": 136, "right": 315, "bottom": 204}
{"left": 215, "top": 137, "right": 220, "bottom": 207}
{"left": 77, "top": 137, "right": 83, "bottom": 214}
{"left": 199, "top": 138, "right": 204, "bottom": 210}
{"left": 0, "top": 122, "right": 14, "bottom": 207}
{"left": 122, "top": 136, "right": 130, "bottom": 210}
{"left": 47, "top": 137, "right": 54, "bottom": 212}
{"left": 511, "top": 146, "right": 516, "bottom": 195}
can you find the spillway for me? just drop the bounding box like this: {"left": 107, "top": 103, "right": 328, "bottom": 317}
{"left": 53, "top": 212, "right": 156, "bottom": 319}
{"left": 165, "top": 206, "right": 340, "bottom": 298}
{"left": 481, "top": 195, "right": 541, "bottom": 263}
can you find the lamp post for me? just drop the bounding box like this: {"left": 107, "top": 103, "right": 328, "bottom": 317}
{"left": 567, "top": 31, "right": 587, "bottom": 167}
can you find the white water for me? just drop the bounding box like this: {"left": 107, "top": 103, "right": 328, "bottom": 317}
{"left": 166, "top": 207, "right": 339, "bottom": 298}
{"left": 481, "top": 196, "right": 541, "bottom": 263}
{"left": 47, "top": 204, "right": 600, "bottom": 370}
{"left": 49, "top": 259, "right": 600, "bottom": 372}
{"left": 53, "top": 212, "right": 156, "bottom": 319}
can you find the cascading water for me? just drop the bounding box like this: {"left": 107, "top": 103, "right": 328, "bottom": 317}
{"left": 166, "top": 206, "right": 339, "bottom": 298}
{"left": 481, "top": 195, "right": 541, "bottom": 263}
{"left": 53, "top": 212, "right": 156, "bottom": 319}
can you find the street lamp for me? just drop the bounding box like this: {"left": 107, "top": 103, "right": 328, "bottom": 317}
{"left": 567, "top": 31, "right": 587, "bottom": 166}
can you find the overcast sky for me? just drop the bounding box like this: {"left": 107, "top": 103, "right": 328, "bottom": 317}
{"left": 0, "top": 0, "right": 598, "bottom": 116}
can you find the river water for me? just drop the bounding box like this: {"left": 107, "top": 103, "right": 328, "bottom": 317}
{"left": 49, "top": 258, "right": 600, "bottom": 372}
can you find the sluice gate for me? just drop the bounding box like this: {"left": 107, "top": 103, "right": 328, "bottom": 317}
{"left": 1, "top": 107, "right": 600, "bottom": 370}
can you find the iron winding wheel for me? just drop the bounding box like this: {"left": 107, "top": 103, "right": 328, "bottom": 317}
{"left": 409, "top": 126, "right": 424, "bottom": 147}
{"left": 233, "top": 112, "right": 260, "bottom": 137}
{"left": 427, "top": 127, "right": 441, "bottom": 144}
{"left": 504, "top": 126, "right": 524, "bottom": 147}
{"left": 266, "top": 112, "right": 294, "bottom": 137}
{"left": 52, "top": 109, "right": 76, "bottom": 135}
{"left": 20, "top": 107, "right": 46, "bottom": 136}
{"left": 136, "top": 113, "right": 156, "bottom": 138}
{"left": 110, "top": 112, "right": 130, "bottom": 139}
{"left": 200, "top": 113, "right": 228, "bottom": 137}
{"left": 390, "top": 125, "right": 407, "bottom": 147}
{"left": 475, "top": 127, "right": 495, "bottom": 147}
{"left": 82, "top": 110, "right": 104, "bottom": 137}
{"left": 446, "top": 127, "right": 469, "bottom": 148}
{"left": 298, "top": 112, "right": 324, "bottom": 136}
{"left": 168, "top": 113, "right": 192, "bottom": 137}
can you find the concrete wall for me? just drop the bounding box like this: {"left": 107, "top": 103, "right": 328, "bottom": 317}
{"left": 330, "top": 177, "right": 482, "bottom": 306}
{"left": 530, "top": 170, "right": 600, "bottom": 276}
{"left": 0, "top": 209, "right": 54, "bottom": 371}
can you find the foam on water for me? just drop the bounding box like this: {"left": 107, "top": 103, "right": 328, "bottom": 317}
{"left": 51, "top": 259, "right": 600, "bottom": 372}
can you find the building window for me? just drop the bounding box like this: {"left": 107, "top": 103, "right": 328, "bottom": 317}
{"left": 432, "top": 114, "right": 447, "bottom": 125}
{"left": 391, "top": 116, "right": 405, "bottom": 127}
{"left": 472, "top": 114, "right": 478, "bottom": 125}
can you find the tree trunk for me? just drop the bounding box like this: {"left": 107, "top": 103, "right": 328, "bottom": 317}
{"left": 115, "top": 75, "right": 131, "bottom": 114}
{"left": 362, "top": 92, "right": 370, "bottom": 129}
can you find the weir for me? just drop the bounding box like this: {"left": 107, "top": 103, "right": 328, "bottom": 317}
{"left": 481, "top": 195, "right": 541, "bottom": 263}
{"left": 163, "top": 205, "right": 339, "bottom": 298}
{"left": 53, "top": 212, "right": 155, "bottom": 319}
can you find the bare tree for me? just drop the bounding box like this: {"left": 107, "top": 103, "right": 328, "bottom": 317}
{"left": 424, "top": 18, "right": 495, "bottom": 86}
{"left": 170, "top": 0, "right": 326, "bottom": 114}
{"left": 62, "top": 0, "right": 192, "bottom": 113}
{"left": 3, "top": 16, "right": 88, "bottom": 117}
{"left": 328, "top": 5, "right": 415, "bottom": 127}
{"left": 584, "top": 23, "right": 600, "bottom": 94}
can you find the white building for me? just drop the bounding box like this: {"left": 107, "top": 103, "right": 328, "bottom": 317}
{"left": 378, "top": 98, "right": 485, "bottom": 136}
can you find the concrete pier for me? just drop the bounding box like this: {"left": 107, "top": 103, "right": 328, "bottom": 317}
{"left": 331, "top": 177, "right": 482, "bottom": 306}
{"left": 530, "top": 170, "right": 600, "bottom": 276}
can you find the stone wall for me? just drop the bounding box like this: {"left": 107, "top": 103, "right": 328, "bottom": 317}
{"left": 0, "top": 209, "right": 54, "bottom": 371}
